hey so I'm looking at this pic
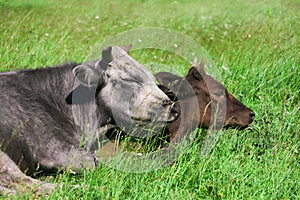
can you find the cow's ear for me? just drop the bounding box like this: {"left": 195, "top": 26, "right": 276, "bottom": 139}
{"left": 155, "top": 72, "right": 182, "bottom": 86}
{"left": 66, "top": 84, "right": 96, "bottom": 105}
{"left": 101, "top": 46, "right": 113, "bottom": 65}
{"left": 188, "top": 67, "right": 203, "bottom": 81}
{"left": 95, "top": 46, "right": 113, "bottom": 70}
{"left": 73, "top": 64, "right": 102, "bottom": 87}
{"left": 120, "top": 44, "right": 132, "bottom": 53}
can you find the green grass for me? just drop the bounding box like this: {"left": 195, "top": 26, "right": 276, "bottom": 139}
{"left": 1, "top": 0, "right": 299, "bottom": 199}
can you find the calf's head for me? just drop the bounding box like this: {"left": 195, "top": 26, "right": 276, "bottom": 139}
{"left": 156, "top": 60, "right": 254, "bottom": 130}
{"left": 71, "top": 46, "right": 177, "bottom": 132}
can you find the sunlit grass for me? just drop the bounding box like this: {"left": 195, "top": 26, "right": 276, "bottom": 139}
{"left": 0, "top": 0, "right": 299, "bottom": 199}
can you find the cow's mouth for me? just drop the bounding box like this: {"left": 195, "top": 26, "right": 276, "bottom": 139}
{"left": 130, "top": 105, "right": 178, "bottom": 124}
{"left": 131, "top": 117, "right": 152, "bottom": 123}
{"left": 130, "top": 115, "right": 175, "bottom": 125}
{"left": 168, "top": 105, "right": 179, "bottom": 121}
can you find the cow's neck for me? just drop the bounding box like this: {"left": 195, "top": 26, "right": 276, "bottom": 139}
{"left": 21, "top": 63, "right": 78, "bottom": 116}
{"left": 19, "top": 63, "right": 114, "bottom": 142}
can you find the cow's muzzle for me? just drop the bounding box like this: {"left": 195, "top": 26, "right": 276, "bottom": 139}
{"left": 165, "top": 101, "right": 179, "bottom": 122}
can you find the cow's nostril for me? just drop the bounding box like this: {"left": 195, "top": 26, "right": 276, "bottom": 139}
{"left": 162, "top": 99, "right": 172, "bottom": 107}
{"left": 249, "top": 111, "right": 255, "bottom": 119}
{"left": 171, "top": 105, "right": 178, "bottom": 114}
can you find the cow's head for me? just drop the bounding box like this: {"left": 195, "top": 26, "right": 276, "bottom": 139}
{"left": 71, "top": 46, "right": 177, "bottom": 132}
{"left": 156, "top": 60, "right": 254, "bottom": 130}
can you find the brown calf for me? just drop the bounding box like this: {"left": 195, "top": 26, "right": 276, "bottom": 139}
{"left": 155, "top": 59, "right": 254, "bottom": 143}
{"left": 98, "top": 60, "right": 254, "bottom": 161}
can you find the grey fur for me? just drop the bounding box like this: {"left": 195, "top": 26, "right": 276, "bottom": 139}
{"left": 0, "top": 46, "right": 176, "bottom": 177}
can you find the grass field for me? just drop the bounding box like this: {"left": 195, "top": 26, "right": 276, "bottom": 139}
{"left": 1, "top": 0, "right": 299, "bottom": 199}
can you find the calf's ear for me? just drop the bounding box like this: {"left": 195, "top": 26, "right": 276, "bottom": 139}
{"left": 73, "top": 64, "right": 102, "bottom": 87}
{"left": 155, "top": 72, "right": 182, "bottom": 87}
{"left": 158, "top": 84, "right": 178, "bottom": 101}
{"left": 188, "top": 67, "right": 203, "bottom": 81}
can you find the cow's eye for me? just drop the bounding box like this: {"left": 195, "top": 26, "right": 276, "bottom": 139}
{"left": 121, "top": 78, "right": 142, "bottom": 85}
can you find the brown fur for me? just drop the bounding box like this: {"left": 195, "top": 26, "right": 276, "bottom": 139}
{"left": 156, "top": 61, "right": 254, "bottom": 143}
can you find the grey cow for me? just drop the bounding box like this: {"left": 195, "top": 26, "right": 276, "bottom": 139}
{"left": 0, "top": 150, "right": 56, "bottom": 196}
{"left": 0, "top": 46, "right": 177, "bottom": 194}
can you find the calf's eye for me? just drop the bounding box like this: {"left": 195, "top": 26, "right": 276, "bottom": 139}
{"left": 213, "top": 92, "right": 225, "bottom": 97}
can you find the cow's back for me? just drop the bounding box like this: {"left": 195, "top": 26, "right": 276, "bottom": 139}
{"left": 0, "top": 63, "right": 93, "bottom": 174}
